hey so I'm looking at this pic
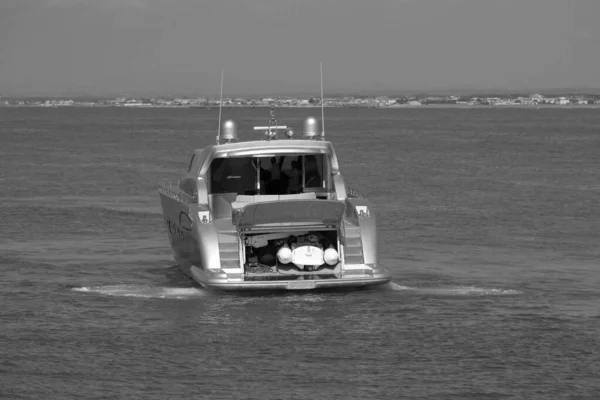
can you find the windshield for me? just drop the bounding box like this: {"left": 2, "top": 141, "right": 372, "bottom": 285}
{"left": 209, "top": 154, "right": 327, "bottom": 195}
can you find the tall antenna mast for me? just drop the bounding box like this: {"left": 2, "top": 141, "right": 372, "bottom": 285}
{"left": 217, "top": 68, "right": 224, "bottom": 139}
{"left": 320, "top": 62, "right": 325, "bottom": 138}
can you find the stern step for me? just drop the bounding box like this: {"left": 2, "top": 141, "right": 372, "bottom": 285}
{"left": 343, "top": 224, "right": 364, "bottom": 264}
{"left": 218, "top": 233, "right": 240, "bottom": 269}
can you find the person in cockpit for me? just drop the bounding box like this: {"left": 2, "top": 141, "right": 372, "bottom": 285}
{"left": 268, "top": 157, "right": 289, "bottom": 194}
{"left": 288, "top": 160, "right": 302, "bottom": 194}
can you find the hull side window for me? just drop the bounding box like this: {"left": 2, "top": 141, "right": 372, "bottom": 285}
{"left": 188, "top": 154, "right": 196, "bottom": 173}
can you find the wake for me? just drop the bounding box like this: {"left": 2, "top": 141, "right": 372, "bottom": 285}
{"left": 386, "top": 282, "right": 521, "bottom": 296}
{"left": 71, "top": 282, "right": 520, "bottom": 298}
{"left": 72, "top": 284, "right": 206, "bottom": 299}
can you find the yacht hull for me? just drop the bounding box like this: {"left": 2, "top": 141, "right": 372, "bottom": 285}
{"left": 158, "top": 113, "right": 393, "bottom": 293}
{"left": 188, "top": 265, "right": 392, "bottom": 292}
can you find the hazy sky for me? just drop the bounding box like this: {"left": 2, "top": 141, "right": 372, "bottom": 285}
{"left": 1, "top": 0, "right": 598, "bottom": 96}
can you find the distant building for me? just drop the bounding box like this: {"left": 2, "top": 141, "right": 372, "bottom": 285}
{"left": 530, "top": 94, "right": 544, "bottom": 102}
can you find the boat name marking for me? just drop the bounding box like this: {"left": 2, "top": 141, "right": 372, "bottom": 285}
{"left": 164, "top": 217, "right": 186, "bottom": 241}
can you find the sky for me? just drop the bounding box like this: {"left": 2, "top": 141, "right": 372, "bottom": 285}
{"left": 0, "top": 0, "right": 599, "bottom": 97}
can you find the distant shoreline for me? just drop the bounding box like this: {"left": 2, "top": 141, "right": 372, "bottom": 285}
{"left": 2, "top": 104, "right": 599, "bottom": 109}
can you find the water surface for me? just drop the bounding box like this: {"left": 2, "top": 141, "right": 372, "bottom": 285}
{"left": 1, "top": 107, "right": 599, "bottom": 399}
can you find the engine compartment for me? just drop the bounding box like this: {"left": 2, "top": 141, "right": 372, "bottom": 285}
{"left": 243, "top": 230, "right": 340, "bottom": 275}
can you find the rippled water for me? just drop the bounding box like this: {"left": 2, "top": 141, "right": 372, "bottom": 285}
{"left": 1, "top": 107, "right": 599, "bottom": 399}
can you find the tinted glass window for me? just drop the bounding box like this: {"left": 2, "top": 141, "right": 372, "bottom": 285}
{"left": 209, "top": 154, "right": 327, "bottom": 195}
{"left": 179, "top": 179, "right": 197, "bottom": 197}
{"left": 210, "top": 157, "right": 257, "bottom": 195}
{"left": 304, "top": 155, "right": 324, "bottom": 188}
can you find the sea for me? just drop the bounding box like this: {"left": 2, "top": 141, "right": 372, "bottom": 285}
{"left": 1, "top": 106, "right": 599, "bottom": 399}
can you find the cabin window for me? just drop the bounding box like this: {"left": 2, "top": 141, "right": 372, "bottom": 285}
{"left": 303, "top": 154, "right": 325, "bottom": 188}
{"left": 208, "top": 154, "right": 328, "bottom": 196}
{"left": 187, "top": 154, "right": 196, "bottom": 172}
{"left": 179, "top": 178, "right": 198, "bottom": 201}
{"left": 210, "top": 157, "right": 257, "bottom": 195}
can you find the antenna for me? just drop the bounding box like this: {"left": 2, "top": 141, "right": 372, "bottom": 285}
{"left": 217, "top": 68, "right": 224, "bottom": 140}
{"left": 320, "top": 62, "right": 325, "bottom": 138}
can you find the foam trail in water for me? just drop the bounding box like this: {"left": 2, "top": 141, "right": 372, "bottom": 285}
{"left": 387, "top": 282, "right": 413, "bottom": 291}
{"left": 386, "top": 282, "right": 521, "bottom": 296}
{"left": 72, "top": 284, "right": 205, "bottom": 299}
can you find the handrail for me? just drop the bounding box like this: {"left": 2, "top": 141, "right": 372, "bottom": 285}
{"left": 159, "top": 180, "right": 191, "bottom": 204}
{"left": 346, "top": 185, "right": 366, "bottom": 199}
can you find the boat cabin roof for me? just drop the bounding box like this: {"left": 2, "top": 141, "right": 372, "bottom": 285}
{"left": 212, "top": 138, "right": 333, "bottom": 156}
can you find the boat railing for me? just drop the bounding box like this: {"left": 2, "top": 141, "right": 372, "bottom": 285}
{"left": 346, "top": 186, "right": 366, "bottom": 199}
{"left": 159, "top": 180, "right": 180, "bottom": 191}
{"left": 159, "top": 180, "right": 192, "bottom": 204}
